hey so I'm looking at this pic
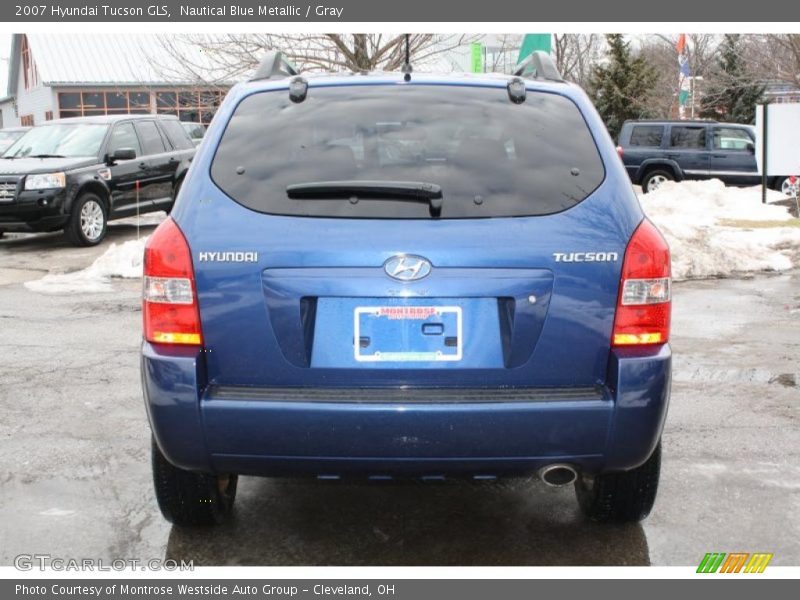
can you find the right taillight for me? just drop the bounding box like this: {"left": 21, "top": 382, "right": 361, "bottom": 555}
{"left": 612, "top": 219, "right": 671, "bottom": 347}
{"left": 616, "top": 145, "right": 624, "bottom": 159}
{"left": 143, "top": 217, "right": 203, "bottom": 346}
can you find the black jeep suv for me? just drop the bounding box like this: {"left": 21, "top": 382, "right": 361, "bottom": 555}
{"left": 618, "top": 119, "right": 793, "bottom": 195}
{"left": 0, "top": 115, "right": 195, "bottom": 245}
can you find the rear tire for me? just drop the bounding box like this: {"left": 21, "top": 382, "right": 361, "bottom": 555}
{"left": 642, "top": 170, "right": 673, "bottom": 194}
{"left": 66, "top": 192, "right": 107, "bottom": 246}
{"left": 575, "top": 442, "right": 661, "bottom": 523}
{"left": 151, "top": 437, "right": 238, "bottom": 526}
{"left": 776, "top": 176, "right": 797, "bottom": 197}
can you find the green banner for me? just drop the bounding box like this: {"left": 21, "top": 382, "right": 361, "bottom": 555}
{"left": 518, "top": 33, "right": 552, "bottom": 63}
{"left": 470, "top": 42, "right": 483, "bottom": 73}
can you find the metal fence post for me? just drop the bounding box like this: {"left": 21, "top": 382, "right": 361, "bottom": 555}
{"left": 761, "top": 103, "right": 768, "bottom": 204}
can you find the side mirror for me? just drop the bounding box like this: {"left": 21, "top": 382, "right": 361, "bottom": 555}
{"left": 107, "top": 147, "right": 136, "bottom": 163}
{"left": 746, "top": 142, "right": 755, "bottom": 154}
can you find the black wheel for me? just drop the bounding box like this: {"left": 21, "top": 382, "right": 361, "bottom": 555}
{"left": 66, "top": 192, "right": 108, "bottom": 246}
{"left": 575, "top": 442, "right": 661, "bottom": 523}
{"left": 641, "top": 170, "right": 673, "bottom": 194}
{"left": 151, "top": 437, "right": 238, "bottom": 526}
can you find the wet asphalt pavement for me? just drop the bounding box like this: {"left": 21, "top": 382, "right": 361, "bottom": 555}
{"left": 0, "top": 220, "right": 798, "bottom": 567}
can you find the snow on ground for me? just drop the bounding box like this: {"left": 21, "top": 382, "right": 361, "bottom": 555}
{"left": 24, "top": 237, "right": 148, "bottom": 294}
{"left": 639, "top": 179, "right": 800, "bottom": 281}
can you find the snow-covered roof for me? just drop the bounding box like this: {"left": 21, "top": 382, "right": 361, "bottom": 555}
{"left": 7, "top": 34, "right": 236, "bottom": 96}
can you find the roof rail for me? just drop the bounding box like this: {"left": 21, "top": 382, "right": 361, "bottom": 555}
{"left": 513, "top": 51, "right": 564, "bottom": 82}
{"left": 249, "top": 50, "right": 299, "bottom": 81}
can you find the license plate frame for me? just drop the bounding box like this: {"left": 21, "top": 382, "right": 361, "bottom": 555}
{"left": 353, "top": 305, "right": 463, "bottom": 363}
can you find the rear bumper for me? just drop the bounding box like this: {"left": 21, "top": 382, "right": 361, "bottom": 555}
{"left": 142, "top": 342, "right": 670, "bottom": 477}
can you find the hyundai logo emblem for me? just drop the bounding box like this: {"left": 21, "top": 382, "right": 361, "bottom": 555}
{"left": 384, "top": 255, "right": 432, "bottom": 282}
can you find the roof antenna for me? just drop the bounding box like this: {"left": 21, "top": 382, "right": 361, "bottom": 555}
{"left": 401, "top": 34, "right": 412, "bottom": 82}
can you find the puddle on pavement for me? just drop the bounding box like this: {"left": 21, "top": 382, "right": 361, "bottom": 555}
{"left": 0, "top": 268, "right": 49, "bottom": 286}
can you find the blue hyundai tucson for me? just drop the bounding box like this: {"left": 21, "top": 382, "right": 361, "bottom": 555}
{"left": 142, "top": 52, "right": 672, "bottom": 526}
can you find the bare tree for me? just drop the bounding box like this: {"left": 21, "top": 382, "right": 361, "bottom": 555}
{"left": 150, "top": 34, "right": 481, "bottom": 84}
{"left": 553, "top": 34, "right": 604, "bottom": 87}
{"left": 483, "top": 34, "right": 524, "bottom": 73}
{"left": 746, "top": 34, "right": 800, "bottom": 86}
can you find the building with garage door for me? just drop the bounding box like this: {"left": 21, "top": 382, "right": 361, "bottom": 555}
{"left": 0, "top": 34, "right": 233, "bottom": 129}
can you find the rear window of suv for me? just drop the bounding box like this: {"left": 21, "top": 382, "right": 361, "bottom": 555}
{"left": 210, "top": 85, "right": 605, "bottom": 219}
{"left": 159, "top": 119, "right": 195, "bottom": 150}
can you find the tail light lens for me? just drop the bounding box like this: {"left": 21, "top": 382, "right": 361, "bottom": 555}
{"left": 616, "top": 145, "right": 624, "bottom": 159}
{"left": 143, "top": 218, "right": 203, "bottom": 346}
{"left": 612, "top": 219, "right": 671, "bottom": 347}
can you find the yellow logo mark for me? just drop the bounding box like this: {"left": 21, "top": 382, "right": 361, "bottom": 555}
{"left": 744, "top": 553, "right": 773, "bottom": 574}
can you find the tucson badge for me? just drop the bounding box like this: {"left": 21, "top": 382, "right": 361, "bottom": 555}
{"left": 553, "top": 252, "right": 619, "bottom": 263}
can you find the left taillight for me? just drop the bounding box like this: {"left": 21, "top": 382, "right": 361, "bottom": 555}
{"left": 143, "top": 217, "right": 203, "bottom": 346}
{"left": 612, "top": 219, "right": 671, "bottom": 347}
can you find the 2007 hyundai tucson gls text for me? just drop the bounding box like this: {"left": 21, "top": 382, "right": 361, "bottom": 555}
{"left": 142, "top": 52, "right": 672, "bottom": 526}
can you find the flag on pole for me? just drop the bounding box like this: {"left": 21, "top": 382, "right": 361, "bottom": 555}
{"left": 676, "top": 34, "right": 691, "bottom": 119}
{"left": 676, "top": 34, "right": 686, "bottom": 54}
{"left": 518, "top": 34, "right": 552, "bottom": 64}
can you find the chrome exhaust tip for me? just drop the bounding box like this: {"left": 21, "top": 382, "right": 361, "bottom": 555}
{"left": 539, "top": 464, "right": 578, "bottom": 487}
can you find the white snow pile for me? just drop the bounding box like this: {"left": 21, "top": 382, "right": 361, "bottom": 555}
{"left": 24, "top": 237, "right": 148, "bottom": 295}
{"left": 639, "top": 179, "right": 800, "bottom": 280}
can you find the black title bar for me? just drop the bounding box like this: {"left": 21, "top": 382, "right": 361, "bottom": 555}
{"left": 5, "top": 0, "right": 800, "bottom": 22}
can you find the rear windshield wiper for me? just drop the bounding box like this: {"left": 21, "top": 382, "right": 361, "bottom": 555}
{"left": 286, "top": 180, "right": 444, "bottom": 217}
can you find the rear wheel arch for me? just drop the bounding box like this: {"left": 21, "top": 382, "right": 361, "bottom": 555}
{"left": 641, "top": 163, "right": 677, "bottom": 180}
{"left": 640, "top": 165, "right": 677, "bottom": 193}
